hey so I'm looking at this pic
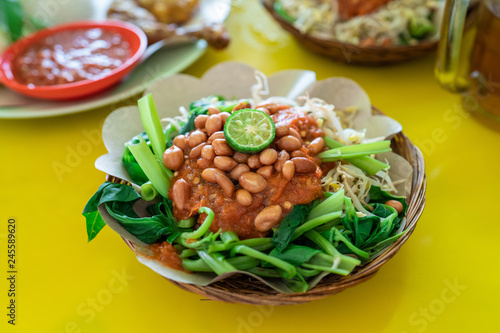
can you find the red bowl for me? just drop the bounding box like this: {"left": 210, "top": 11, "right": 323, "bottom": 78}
{"left": 0, "top": 20, "right": 147, "bottom": 101}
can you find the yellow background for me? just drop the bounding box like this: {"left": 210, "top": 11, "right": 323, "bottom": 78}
{"left": 1, "top": 1, "right": 499, "bottom": 332}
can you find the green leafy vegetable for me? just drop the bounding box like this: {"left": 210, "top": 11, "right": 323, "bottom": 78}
{"left": 303, "top": 251, "right": 360, "bottom": 275}
{"left": 180, "top": 96, "right": 245, "bottom": 135}
{"left": 371, "top": 203, "right": 394, "bottom": 218}
{"left": 197, "top": 251, "right": 236, "bottom": 275}
{"left": 341, "top": 197, "right": 362, "bottom": 247}
{"left": 269, "top": 245, "right": 320, "bottom": 266}
{"left": 323, "top": 137, "right": 389, "bottom": 175}
{"left": 332, "top": 228, "right": 369, "bottom": 260}
{"left": 319, "top": 140, "right": 392, "bottom": 162}
{"left": 307, "top": 189, "right": 344, "bottom": 221}
{"left": 180, "top": 106, "right": 209, "bottom": 135}
{"left": 182, "top": 255, "right": 259, "bottom": 272}
{"left": 182, "top": 207, "right": 214, "bottom": 240}
{"left": 82, "top": 182, "right": 141, "bottom": 241}
{"left": 140, "top": 181, "right": 158, "bottom": 201}
{"left": 137, "top": 94, "right": 167, "bottom": 162}
{"left": 104, "top": 198, "right": 184, "bottom": 244}
{"left": 292, "top": 211, "right": 342, "bottom": 240}
{"left": 123, "top": 123, "right": 179, "bottom": 185}
{"left": 231, "top": 245, "right": 296, "bottom": 279}
{"left": 273, "top": 204, "right": 311, "bottom": 252}
{"left": 368, "top": 186, "right": 408, "bottom": 215}
{"left": 284, "top": 272, "right": 308, "bottom": 293}
{"left": 128, "top": 137, "right": 171, "bottom": 197}
{"left": 189, "top": 95, "right": 226, "bottom": 110}
{"left": 122, "top": 146, "right": 149, "bottom": 185}
{"left": 0, "top": 0, "right": 24, "bottom": 42}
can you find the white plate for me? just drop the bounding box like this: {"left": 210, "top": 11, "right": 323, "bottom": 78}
{"left": 0, "top": 0, "right": 231, "bottom": 119}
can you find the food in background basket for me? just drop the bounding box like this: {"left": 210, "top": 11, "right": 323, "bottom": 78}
{"left": 273, "top": 0, "right": 445, "bottom": 46}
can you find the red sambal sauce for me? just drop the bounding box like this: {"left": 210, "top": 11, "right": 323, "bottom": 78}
{"left": 147, "top": 242, "right": 185, "bottom": 272}
{"left": 13, "top": 28, "right": 131, "bottom": 86}
{"left": 169, "top": 105, "right": 331, "bottom": 240}
{"left": 272, "top": 108, "right": 325, "bottom": 142}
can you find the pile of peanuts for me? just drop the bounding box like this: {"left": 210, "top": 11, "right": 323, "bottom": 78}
{"left": 163, "top": 102, "right": 326, "bottom": 232}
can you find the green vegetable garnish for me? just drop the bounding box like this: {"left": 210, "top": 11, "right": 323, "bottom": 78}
{"left": 318, "top": 140, "right": 392, "bottom": 162}
{"left": 409, "top": 16, "right": 435, "bottom": 39}
{"left": 323, "top": 137, "right": 390, "bottom": 175}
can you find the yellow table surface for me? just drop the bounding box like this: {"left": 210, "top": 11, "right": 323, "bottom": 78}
{"left": 1, "top": 1, "right": 499, "bottom": 332}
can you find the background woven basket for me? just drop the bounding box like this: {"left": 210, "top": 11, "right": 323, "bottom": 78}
{"left": 109, "top": 106, "right": 426, "bottom": 305}
{"left": 261, "top": 0, "right": 479, "bottom": 65}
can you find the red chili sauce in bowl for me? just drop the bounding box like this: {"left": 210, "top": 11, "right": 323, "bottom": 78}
{"left": 12, "top": 28, "right": 131, "bottom": 87}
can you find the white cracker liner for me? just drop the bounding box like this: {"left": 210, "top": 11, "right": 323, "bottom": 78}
{"left": 95, "top": 62, "right": 412, "bottom": 293}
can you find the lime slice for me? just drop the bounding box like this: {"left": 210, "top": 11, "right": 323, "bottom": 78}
{"left": 224, "top": 109, "right": 276, "bottom": 153}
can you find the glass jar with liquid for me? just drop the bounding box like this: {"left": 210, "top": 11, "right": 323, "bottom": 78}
{"left": 435, "top": 0, "right": 500, "bottom": 121}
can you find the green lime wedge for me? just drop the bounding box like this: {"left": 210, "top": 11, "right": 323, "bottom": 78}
{"left": 224, "top": 109, "right": 276, "bottom": 153}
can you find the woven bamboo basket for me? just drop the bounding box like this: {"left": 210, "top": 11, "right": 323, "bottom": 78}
{"left": 106, "top": 105, "right": 426, "bottom": 305}
{"left": 261, "top": 0, "right": 478, "bottom": 65}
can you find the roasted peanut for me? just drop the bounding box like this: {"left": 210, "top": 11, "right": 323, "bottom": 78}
{"left": 233, "top": 152, "right": 250, "bottom": 164}
{"left": 274, "top": 150, "right": 290, "bottom": 172}
{"left": 232, "top": 101, "right": 250, "bottom": 112}
{"left": 385, "top": 200, "right": 404, "bottom": 214}
{"left": 212, "top": 139, "right": 233, "bottom": 156}
{"left": 247, "top": 154, "right": 263, "bottom": 169}
{"left": 216, "top": 172, "right": 234, "bottom": 197}
{"left": 291, "top": 150, "right": 306, "bottom": 158}
{"left": 188, "top": 130, "right": 207, "bottom": 148}
{"left": 197, "top": 158, "right": 212, "bottom": 170}
{"left": 206, "top": 114, "right": 222, "bottom": 136}
{"left": 254, "top": 205, "right": 282, "bottom": 232}
{"left": 308, "top": 137, "right": 325, "bottom": 154}
{"left": 208, "top": 105, "right": 220, "bottom": 115}
{"left": 289, "top": 128, "right": 303, "bottom": 143}
{"left": 189, "top": 142, "right": 206, "bottom": 159}
{"left": 194, "top": 115, "right": 209, "bottom": 129}
{"left": 214, "top": 156, "right": 238, "bottom": 171}
{"left": 208, "top": 131, "right": 225, "bottom": 144}
{"left": 235, "top": 189, "right": 253, "bottom": 206}
{"left": 257, "top": 165, "right": 273, "bottom": 179}
{"left": 275, "top": 123, "right": 290, "bottom": 137}
{"left": 201, "top": 168, "right": 221, "bottom": 183}
{"left": 255, "top": 103, "right": 279, "bottom": 114}
{"left": 201, "top": 145, "right": 215, "bottom": 160}
{"left": 229, "top": 164, "right": 250, "bottom": 180}
{"left": 257, "top": 107, "right": 270, "bottom": 115}
{"left": 162, "top": 146, "right": 184, "bottom": 170}
{"left": 220, "top": 112, "right": 231, "bottom": 124}
{"left": 239, "top": 172, "right": 267, "bottom": 193}
{"left": 282, "top": 160, "right": 295, "bottom": 180}
{"left": 259, "top": 148, "right": 278, "bottom": 165}
{"left": 291, "top": 157, "right": 317, "bottom": 173}
{"left": 172, "top": 135, "right": 188, "bottom": 150}
{"left": 276, "top": 135, "right": 302, "bottom": 152}
{"left": 172, "top": 179, "right": 189, "bottom": 210}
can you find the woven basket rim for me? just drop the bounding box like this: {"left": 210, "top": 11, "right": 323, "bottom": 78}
{"left": 109, "top": 106, "right": 426, "bottom": 305}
